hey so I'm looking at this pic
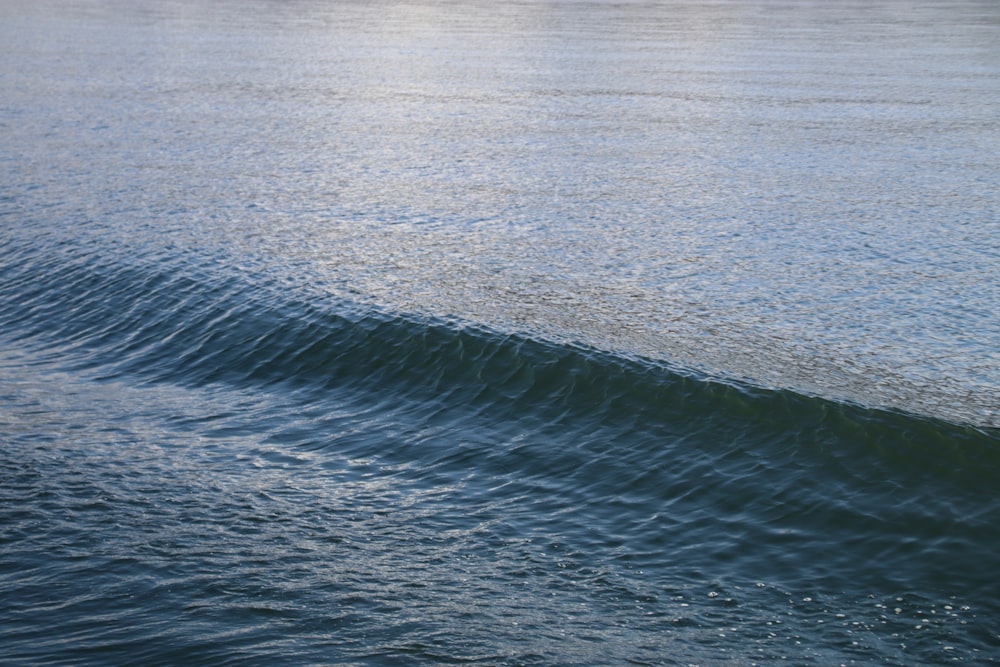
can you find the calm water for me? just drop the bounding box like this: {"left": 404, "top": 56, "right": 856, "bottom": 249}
{"left": 2, "top": 0, "right": 999, "bottom": 664}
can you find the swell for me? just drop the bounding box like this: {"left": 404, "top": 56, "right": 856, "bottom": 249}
{"left": 1, "top": 236, "right": 997, "bottom": 451}
{"left": 2, "top": 239, "right": 1000, "bottom": 604}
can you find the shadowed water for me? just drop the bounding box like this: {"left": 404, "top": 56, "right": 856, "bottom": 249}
{"left": 2, "top": 1, "right": 999, "bottom": 665}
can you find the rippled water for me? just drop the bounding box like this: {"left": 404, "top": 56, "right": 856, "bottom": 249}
{"left": 2, "top": 1, "right": 999, "bottom": 664}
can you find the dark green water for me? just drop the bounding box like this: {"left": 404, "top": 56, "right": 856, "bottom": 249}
{"left": 2, "top": 1, "right": 999, "bottom": 664}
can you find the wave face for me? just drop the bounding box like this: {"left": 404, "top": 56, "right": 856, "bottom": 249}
{"left": 2, "top": 0, "right": 1000, "bottom": 665}
{"left": 3, "top": 231, "right": 999, "bottom": 666}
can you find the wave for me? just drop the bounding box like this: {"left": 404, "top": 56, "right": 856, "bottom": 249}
{"left": 2, "top": 234, "right": 1000, "bottom": 617}
{"left": 2, "top": 235, "right": 997, "bottom": 450}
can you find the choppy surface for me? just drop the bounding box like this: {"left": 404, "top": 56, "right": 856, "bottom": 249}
{"left": 2, "top": 1, "right": 999, "bottom": 665}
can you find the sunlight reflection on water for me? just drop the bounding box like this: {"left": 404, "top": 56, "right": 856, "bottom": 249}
{"left": 3, "top": 1, "right": 999, "bottom": 430}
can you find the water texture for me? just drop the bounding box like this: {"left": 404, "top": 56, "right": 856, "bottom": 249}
{"left": 2, "top": 1, "right": 999, "bottom": 665}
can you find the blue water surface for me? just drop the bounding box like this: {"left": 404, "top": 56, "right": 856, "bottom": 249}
{"left": 2, "top": 1, "right": 999, "bottom": 664}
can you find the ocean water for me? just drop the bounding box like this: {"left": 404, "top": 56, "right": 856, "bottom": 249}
{"left": 2, "top": 0, "right": 999, "bottom": 665}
